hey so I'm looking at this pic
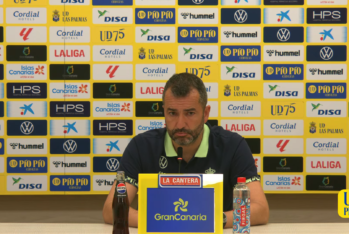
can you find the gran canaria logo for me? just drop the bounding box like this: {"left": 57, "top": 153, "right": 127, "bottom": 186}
{"left": 174, "top": 198, "right": 188, "bottom": 212}
{"left": 154, "top": 198, "right": 207, "bottom": 221}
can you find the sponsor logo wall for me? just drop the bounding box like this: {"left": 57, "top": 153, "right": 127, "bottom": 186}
{"left": 0, "top": 1, "right": 347, "bottom": 195}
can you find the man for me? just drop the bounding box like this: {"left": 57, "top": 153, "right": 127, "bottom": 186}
{"left": 103, "top": 73, "right": 269, "bottom": 228}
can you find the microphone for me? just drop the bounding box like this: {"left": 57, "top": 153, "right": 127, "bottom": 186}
{"left": 177, "top": 147, "right": 183, "bottom": 173}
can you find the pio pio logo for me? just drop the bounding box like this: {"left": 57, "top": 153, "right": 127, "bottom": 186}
{"left": 338, "top": 190, "right": 349, "bottom": 218}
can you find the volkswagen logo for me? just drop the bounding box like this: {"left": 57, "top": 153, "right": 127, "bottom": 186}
{"left": 20, "top": 121, "right": 34, "bottom": 135}
{"left": 320, "top": 47, "right": 333, "bottom": 60}
{"left": 159, "top": 156, "right": 168, "bottom": 169}
{"left": 63, "top": 139, "right": 77, "bottom": 153}
{"left": 277, "top": 28, "right": 291, "bottom": 42}
{"left": 106, "top": 158, "right": 120, "bottom": 172}
{"left": 234, "top": 10, "right": 248, "bottom": 23}
{"left": 192, "top": 0, "right": 204, "bottom": 4}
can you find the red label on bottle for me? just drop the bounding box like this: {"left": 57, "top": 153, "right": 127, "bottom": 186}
{"left": 240, "top": 205, "right": 246, "bottom": 226}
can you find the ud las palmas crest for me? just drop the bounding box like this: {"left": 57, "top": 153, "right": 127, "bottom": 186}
{"left": 139, "top": 47, "right": 146, "bottom": 60}
{"left": 309, "top": 122, "right": 316, "bottom": 134}
{"left": 53, "top": 10, "right": 60, "bottom": 22}
{"left": 224, "top": 84, "right": 231, "bottom": 97}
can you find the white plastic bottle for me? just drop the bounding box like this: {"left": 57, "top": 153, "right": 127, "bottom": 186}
{"left": 233, "top": 177, "right": 250, "bottom": 233}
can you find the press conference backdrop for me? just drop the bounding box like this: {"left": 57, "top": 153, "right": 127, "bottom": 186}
{"left": 0, "top": 0, "right": 348, "bottom": 195}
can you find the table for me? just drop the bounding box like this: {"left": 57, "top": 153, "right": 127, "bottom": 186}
{"left": 0, "top": 223, "right": 349, "bottom": 234}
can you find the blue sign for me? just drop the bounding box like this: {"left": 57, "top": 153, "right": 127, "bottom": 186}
{"left": 307, "top": 46, "right": 347, "bottom": 61}
{"left": 93, "top": 157, "right": 121, "bottom": 172}
{"left": 264, "top": 27, "right": 304, "bottom": 43}
{"left": 221, "top": 46, "right": 261, "bottom": 62}
{"left": 178, "top": 0, "right": 218, "bottom": 5}
{"left": 147, "top": 188, "right": 214, "bottom": 232}
{"left": 136, "top": 8, "right": 176, "bottom": 24}
{"left": 7, "top": 157, "right": 47, "bottom": 173}
{"left": 7, "top": 120, "right": 47, "bottom": 136}
{"left": 263, "top": 64, "right": 303, "bottom": 80}
{"left": 0, "top": 64, "right": 3, "bottom": 80}
{"left": 0, "top": 102, "right": 3, "bottom": 117}
{"left": 0, "top": 139, "right": 4, "bottom": 154}
{"left": 221, "top": 8, "right": 261, "bottom": 24}
{"left": 92, "top": 0, "right": 133, "bottom": 5}
{"left": 50, "top": 138, "right": 90, "bottom": 154}
{"left": 50, "top": 175, "right": 90, "bottom": 191}
{"left": 178, "top": 27, "right": 218, "bottom": 43}
{"left": 306, "top": 83, "right": 347, "bottom": 99}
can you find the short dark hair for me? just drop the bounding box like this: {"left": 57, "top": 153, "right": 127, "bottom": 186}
{"left": 162, "top": 73, "right": 207, "bottom": 109}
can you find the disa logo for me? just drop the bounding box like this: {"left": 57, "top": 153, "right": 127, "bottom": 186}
{"left": 155, "top": 198, "right": 207, "bottom": 221}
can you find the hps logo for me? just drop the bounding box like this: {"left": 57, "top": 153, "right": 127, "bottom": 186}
{"left": 174, "top": 198, "right": 188, "bottom": 212}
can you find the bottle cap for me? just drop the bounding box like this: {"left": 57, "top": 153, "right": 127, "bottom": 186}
{"left": 237, "top": 177, "right": 246, "bottom": 183}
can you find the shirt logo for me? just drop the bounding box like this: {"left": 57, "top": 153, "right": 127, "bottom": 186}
{"left": 159, "top": 156, "right": 168, "bottom": 169}
{"left": 205, "top": 167, "right": 216, "bottom": 174}
{"left": 320, "top": 47, "right": 334, "bottom": 60}
{"left": 63, "top": 139, "right": 77, "bottom": 153}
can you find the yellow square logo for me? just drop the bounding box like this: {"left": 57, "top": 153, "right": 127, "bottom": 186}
{"left": 338, "top": 190, "right": 349, "bottom": 218}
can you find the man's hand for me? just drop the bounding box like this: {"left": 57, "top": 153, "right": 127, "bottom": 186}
{"left": 102, "top": 181, "right": 138, "bottom": 227}
{"left": 224, "top": 181, "right": 269, "bottom": 228}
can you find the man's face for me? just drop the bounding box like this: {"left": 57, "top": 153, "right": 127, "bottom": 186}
{"left": 163, "top": 88, "right": 210, "bottom": 146}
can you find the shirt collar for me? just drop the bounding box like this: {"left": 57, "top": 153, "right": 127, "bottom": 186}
{"left": 164, "top": 124, "right": 210, "bottom": 158}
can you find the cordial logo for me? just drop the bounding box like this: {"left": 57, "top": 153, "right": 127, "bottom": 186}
{"left": 50, "top": 26, "right": 90, "bottom": 43}
{"left": 93, "top": 46, "right": 133, "bottom": 62}
{"left": 6, "top": 8, "right": 47, "bottom": 24}
{"left": 221, "top": 101, "right": 261, "bottom": 117}
{"left": 306, "top": 138, "right": 346, "bottom": 154}
{"left": 263, "top": 120, "right": 303, "bottom": 136}
{"left": 136, "top": 64, "right": 175, "bottom": 80}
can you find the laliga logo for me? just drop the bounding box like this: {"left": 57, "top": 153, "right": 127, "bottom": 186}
{"left": 174, "top": 198, "right": 188, "bottom": 212}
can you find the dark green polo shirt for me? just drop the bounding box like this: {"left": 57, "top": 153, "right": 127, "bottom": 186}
{"left": 119, "top": 123, "right": 260, "bottom": 211}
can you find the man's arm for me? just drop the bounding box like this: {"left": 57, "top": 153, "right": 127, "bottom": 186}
{"left": 224, "top": 181, "right": 269, "bottom": 228}
{"left": 102, "top": 181, "right": 138, "bottom": 227}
